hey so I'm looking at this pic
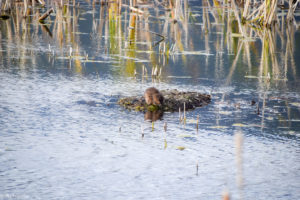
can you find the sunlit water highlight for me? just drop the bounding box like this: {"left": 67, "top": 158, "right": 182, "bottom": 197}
{"left": 0, "top": 1, "right": 300, "bottom": 199}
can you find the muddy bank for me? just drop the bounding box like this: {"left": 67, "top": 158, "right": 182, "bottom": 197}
{"left": 118, "top": 89, "right": 211, "bottom": 112}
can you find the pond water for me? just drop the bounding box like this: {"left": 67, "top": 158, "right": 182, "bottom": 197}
{"left": 0, "top": 0, "right": 300, "bottom": 199}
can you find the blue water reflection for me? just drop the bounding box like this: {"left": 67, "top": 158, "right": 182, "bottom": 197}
{"left": 0, "top": 0, "right": 300, "bottom": 199}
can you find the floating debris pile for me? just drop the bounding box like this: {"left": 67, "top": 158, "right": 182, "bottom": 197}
{"left": 118, "top": 89, "right": 211, "bottom": 112}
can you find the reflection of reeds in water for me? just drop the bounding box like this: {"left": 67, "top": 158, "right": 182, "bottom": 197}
{"left": 0, "top": 0, "right": 298, "bottom": 82}
{"left": 203, "top": 0, "right": 298, "bottom": 84}
{"left": 205, "top": 1, "right": 298, "bottom": 132}
{"left": 0, "top": 2, "right": 38, "bottom": 71}
{"left": 1, "top": 0, "right": 196, "bottom": 77}
{"left": 258, "top": 21, "right": 296, "bottom": 82}
{"left": 0, "top": 0, "right": 85, "bottom": 73}
{"left": 52, "top": 2, "right": 83, "bottom": 73}
{"left": 1, "top": 0, "right": 298, "bottom": 80}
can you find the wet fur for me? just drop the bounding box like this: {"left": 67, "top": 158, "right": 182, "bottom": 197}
{"left": 144, "top": 87, "right": 164, "bottom": 105}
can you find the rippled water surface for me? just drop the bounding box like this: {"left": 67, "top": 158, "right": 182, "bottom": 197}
{"left": 1, "top": 1, "right": 300, "bottom": 199}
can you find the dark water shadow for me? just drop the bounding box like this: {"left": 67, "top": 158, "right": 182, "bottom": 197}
{"left": 144, "top": 110, "right": 164, "bottom": 122}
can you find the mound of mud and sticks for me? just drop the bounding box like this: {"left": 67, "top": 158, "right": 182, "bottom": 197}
{"left": 118, "top": 89, "right": 211, "bottom": 112}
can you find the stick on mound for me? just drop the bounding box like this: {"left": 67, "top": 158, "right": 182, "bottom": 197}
{"left": 118, "top": 89, "right": 211, "bottom": 112}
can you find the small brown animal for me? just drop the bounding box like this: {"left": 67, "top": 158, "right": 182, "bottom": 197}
{"left": 144, "top": 87, "right": 164, "bottom": 105}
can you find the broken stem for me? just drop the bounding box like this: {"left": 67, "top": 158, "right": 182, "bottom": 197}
{"left": 39, "top": 8, "right": 54, "bottom": 22}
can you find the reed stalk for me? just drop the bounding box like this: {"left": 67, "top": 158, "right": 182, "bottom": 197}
{"left": 287, "top": 0, "right": 300, "bottom": 21}
{"left": 231, "top": 0, "right": 245, "bottom": 37}
{"left": 39, "top": 8, "right": 54, "bottom": 22}
{"left": 183, "top": 102, "right": 186, "bottom": 125}
{"left": 242, "top": 0, "right": 251, "bottom": 20}
{"left": 179, "top": 107, "right": 182, "bottom": 122}
{"left": 152, "top": 121, "right": 154, "bottom": 131}
{"left": 196, "top": 115, "right": 199, "bottom": 131}
{"left": 234, "top": 131, "right": 244, "bottom": 199}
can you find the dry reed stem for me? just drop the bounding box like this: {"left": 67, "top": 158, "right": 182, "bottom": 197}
{"left": 231, "top": 0, "right": 245, "bottom": 37}
{"left": 246, "top": 2, "right": 265, "bottom": 21}
{"left": 234, "top": 131, "right": 244, "bottom": 197}
{"left": 287, "top": 0, "right": 300, "bottom": 21}
{"left": 196, "top": 115, "right": 199, "bottom": 131}
{"left": 129, "top": 6, "right": 144, "bottom": 15}
{"left": 179, "top": 107, "right": 181, "bottom": 122}
{"left": 224, "top": 41, "right": 243, "bottom": 86}
{"left": 265, "top": 0, "right": 277, "bottom": 27}
{"left": 206, "top": 0, "right": 220, "bottom": 24}
{"left": 23, "top": 0, "right": 28, "bottom": 17}
{"left": 242, "top": 0, "right": 251, "bottom": 19}
{"left": 222, "top": 190, "right": 230, "bottom": 200}
{"left": 39, "top": 8, "right": 54, "bottom": 22}
{"left": 183, "top": 102, "right": 186, "bottom": 125}
{"left": 37, "top": 0, "right": 45, "bottom": 6}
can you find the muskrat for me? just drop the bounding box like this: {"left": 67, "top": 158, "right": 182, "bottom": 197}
{"left": 144, "top": 87, "right": 164, "bottom": 105}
